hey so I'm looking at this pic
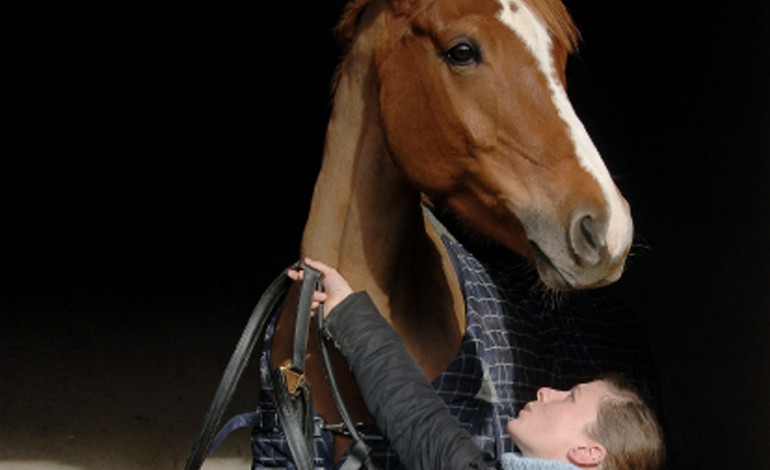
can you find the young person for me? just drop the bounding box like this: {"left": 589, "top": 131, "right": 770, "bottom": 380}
{"left": 288, "top": 259, "right": 665, "bottom": 470}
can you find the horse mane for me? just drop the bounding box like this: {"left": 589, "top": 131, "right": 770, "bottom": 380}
{"left": 333, "top": 0, "right": 371, "bottom": 46}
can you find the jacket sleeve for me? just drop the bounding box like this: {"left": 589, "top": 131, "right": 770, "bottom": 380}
{"left": 324, "top": 292, "right": 499, "bottom": 470}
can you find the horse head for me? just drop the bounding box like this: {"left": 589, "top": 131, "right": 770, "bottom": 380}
{"left": 360, "top": 0, "right": 633, "bottom": 290}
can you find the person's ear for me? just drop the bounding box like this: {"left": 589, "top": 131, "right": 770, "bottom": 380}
{"left": 567, "top": 445, "right": 606, "bottom": 467}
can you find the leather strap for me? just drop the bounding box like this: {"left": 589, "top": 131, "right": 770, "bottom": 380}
{"left": 186, "top": 261, "right": 378, "bottom": 470}
{"left": 317, "top": 287, "right": 380, "bottom": 470}
{"left": 184, "top": 267, "right": 290, "bottom": 470}
{"left": 273, "top": 367, "right": 315, "bottom": 470}
{"left": 292, "top": 264, "right": 322, "bottom": 372}
{"left": 271, "top": 262, "right": 323, "bottom": 469}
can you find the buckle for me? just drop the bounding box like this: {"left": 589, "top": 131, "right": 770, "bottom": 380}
{"left": 279, "top": 362, "right": 306, "bottom": 397}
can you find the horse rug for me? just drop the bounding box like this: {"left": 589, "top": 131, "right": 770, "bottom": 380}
{"left": 230, "top": 213, "right": 655, "bottom": 469}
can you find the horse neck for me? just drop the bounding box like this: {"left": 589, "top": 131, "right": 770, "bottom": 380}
{"left": 301, "top": 9, "right": 422, "bottom": 308}
{"left": 300, "top": 7, "right": 464, "bottom": 372}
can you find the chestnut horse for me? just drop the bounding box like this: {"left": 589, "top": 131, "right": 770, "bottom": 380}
{"left": 270, "top": 0, "right": 633, "bottom": 465}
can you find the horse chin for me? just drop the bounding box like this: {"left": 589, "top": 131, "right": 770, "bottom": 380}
{"left": 529, "top": 242, "right": 572, "bottom": 291}
{"left": 529, "top": 241, "right": 621, "bottom": 292}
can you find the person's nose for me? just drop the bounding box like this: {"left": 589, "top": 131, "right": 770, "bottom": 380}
{"left": 537, "top": 387, "right": 554, "bottom": 402}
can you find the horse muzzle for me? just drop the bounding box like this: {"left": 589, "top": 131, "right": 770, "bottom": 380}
{"left": 528, "top": 206, "right": 633, "bottom": 291}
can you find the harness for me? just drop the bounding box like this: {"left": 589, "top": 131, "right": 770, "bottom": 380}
{"left": 185, "top": 262, "right": 379, "bottom": 470}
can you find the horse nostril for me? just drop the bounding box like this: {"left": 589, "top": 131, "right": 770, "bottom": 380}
{"left": 581, "top": 216, "right": 599, "bottom": 251}
{"left": 570, "top": 214, "right": 606, "bottom": 266}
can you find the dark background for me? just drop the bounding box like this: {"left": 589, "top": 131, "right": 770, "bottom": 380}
{"left": 2, "top": 2, "right": 769, "bottom": 468}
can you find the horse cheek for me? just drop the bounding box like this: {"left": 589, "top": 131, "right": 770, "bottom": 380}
{"left": 377, "top": 47, "right": 462, "bottom": 195}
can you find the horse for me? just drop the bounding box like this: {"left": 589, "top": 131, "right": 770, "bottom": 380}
{"left": 268, "top": 0, "right": 635, "bottom": 465}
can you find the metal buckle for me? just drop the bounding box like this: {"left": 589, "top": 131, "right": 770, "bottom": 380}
{"left": 279, "top": 362, "right": 305, "bottom": 397}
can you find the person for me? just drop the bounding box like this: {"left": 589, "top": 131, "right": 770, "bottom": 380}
{"left": 288, "top": 258, "right": 665, "bottom": 470}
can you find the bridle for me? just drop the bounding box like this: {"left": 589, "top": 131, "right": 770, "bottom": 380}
{"left": 184, "top": 261, "right": 378, "bottom": 470}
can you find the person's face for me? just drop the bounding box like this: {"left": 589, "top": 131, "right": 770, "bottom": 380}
{"left": 507, "top": 380, "right": 611, "bottom": 462}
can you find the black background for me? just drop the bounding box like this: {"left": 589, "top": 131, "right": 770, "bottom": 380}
{"left": 3, "top": 2, "right": 770, "bottom": 468}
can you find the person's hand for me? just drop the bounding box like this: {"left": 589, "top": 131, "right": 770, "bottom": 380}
{"left": 286, "top": 264, "right": 327, "bottom": 314}
{"left": 286, "top": 257, "right": 354, "bottom": 317}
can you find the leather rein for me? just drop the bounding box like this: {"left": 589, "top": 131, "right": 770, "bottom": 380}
{"left": 184, "top": 261, "right": 378, "bottom": 470}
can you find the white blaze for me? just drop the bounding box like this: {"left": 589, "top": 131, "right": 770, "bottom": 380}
{"left": 496, "top": 0, "right": 632, "bottom": 257}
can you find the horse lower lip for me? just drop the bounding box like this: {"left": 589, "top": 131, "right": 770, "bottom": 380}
{"left": 529, "top": 241, "right": 573, "bottom": 290}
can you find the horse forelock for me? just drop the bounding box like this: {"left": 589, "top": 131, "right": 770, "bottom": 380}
{"left": 520, "top": 0, "right": 580, "bottom": 54}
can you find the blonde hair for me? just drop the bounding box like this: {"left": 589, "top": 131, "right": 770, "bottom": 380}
{"left": 589, "top": 374, "right": 665, "bottom": 470}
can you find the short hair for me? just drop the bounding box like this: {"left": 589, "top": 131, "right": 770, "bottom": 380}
{"left": 587, "top": 373, "right": 665, "bottom": 470}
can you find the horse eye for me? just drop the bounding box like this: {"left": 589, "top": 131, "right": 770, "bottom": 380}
{"left": 444, "top": 41, "right": 480, "bottom": 66}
